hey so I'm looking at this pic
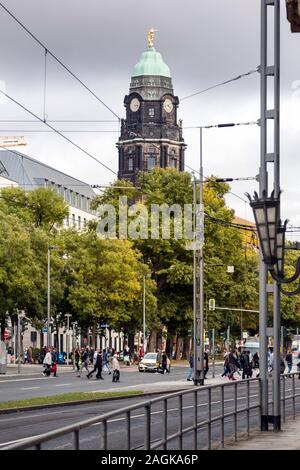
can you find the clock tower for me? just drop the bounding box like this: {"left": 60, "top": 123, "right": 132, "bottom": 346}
{"left": 117, "top": 29, "right": 186, "bottom": 184}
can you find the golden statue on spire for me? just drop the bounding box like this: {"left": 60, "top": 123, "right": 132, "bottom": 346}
{"left": 148, "top": 28, "right": 158, "bottom": 48}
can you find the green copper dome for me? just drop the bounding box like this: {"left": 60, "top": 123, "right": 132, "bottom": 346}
{"left": 132, "top": 47, "right": 171, "bottom": 78}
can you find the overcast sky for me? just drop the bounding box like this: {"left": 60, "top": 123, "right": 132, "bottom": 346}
{"left": 0, "top": 0, "right": 299, "bottom": 235}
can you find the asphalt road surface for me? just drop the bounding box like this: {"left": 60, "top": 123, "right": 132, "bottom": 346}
{"left": 0, "top": 365, "right": 224, "bottom": 402}
{"left": 1, "top": 378, "right": 299, "bottom": 450}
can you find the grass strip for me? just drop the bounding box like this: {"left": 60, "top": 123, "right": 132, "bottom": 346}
{"left": 0, "top": 390, "right": 143, "bottom": 410}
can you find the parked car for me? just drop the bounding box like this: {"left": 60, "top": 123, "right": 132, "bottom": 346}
{"left": 138, "top": 352, "right": 171, "bottom": 373}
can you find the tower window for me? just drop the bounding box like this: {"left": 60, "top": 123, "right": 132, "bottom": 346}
{"left": 149, "top": 108, "right": 155, "bottom": 118}
{"left": 147, "top": 155, "right": 156, "bottom": 170}
{"left": 127, "top": 149, "right": 134, "bottom": 171}
{"left": 169, "top": 150, "right": 178, "bottom": 169}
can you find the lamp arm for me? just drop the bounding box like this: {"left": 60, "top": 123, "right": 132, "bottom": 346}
{"left": 279, "top": 283, "right": 300, "bottom": 297}
{"left": 270, "top": 257, "right": 300, "bottom": 284}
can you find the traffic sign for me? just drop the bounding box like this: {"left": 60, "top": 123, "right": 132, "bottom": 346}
{"left": 42, "top": 327, "right": 48, "bottom": 333}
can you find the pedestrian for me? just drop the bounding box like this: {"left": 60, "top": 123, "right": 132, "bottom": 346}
{"left": 102, "top": 349, "right": 112, "bottom": 374}
{"left": 51, "top": 348, "right": 58, "bottom": 377}
{"left": 123, "top": 344, "right": 131, "bottom": 366}
{"left": 77, "top": 347, "right": 90, "bottom": 377}
{"left": 43, "top": 348, "right": 52, "bottom": 376}
{"left": 242, "top": 351, "right": 252, "bottom": 379}
{"left": 204, "top": 351, "right": 209, "bottom": 379}
{"left": 161, "top": 351, "right": 168, "bottom": 374}
{"left": 74, "top": 348, "right": 80, "bottom": 372}
{"left": 228, "top": 349, "right": 239, "bottom": 381}
{"left": 187, "top": 353, "right": 194, "bottom": 381}
{"left": 112, "top": 353, "right": 120, "bottom": 382}
{"left": 253, "top": 352, "right": 259, "bottom": 369}
{"left": 280, "top": 355, "right": 286, "bottom": 375}
{"left": 285, "top": 350, "right": 293, "bottom": 376}
{"left": 87, "top": 349, "right": 104, "bottom": 380}
{"left": 268, "top": 347, "right": 274, "bottom": 373}
{"left": 297, "top": 351, "right": 300, "bottom": 379}
{"left": 221, "top": 351, "right": 230, "bottom": 378}
{"left": 139, "top": 344, "right": 145, "bottom": 361}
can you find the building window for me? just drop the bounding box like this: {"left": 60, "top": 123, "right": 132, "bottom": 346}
{"left": 149, "top": 108, "right": 155, "bottom": 118}
{"left": 147, "top": 155, "right": 156, "bottom": 170}
{"left": 78, "top": 216, "right": 81, "bottom": 230}
{"left": 83, "top": 218, "right": 87, "bottom": 229}
{"left": 169, "top": 149, "right": 178, "bottom": 169}
{"left": 72, "top": 214, "right": 76, "bottom": 227}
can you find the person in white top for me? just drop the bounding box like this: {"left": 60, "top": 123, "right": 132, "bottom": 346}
{"left": 43, "top": 349, "right": 52, "bottom": 376}
{"left": 112, "top": 354, "right": 120, "bottom": 382}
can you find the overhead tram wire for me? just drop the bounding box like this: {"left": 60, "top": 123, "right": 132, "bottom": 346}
{"left": 0, "top": 2, "right": 120, "bottom": 121}
{"left": 180, "top": 68, "right": 259, "bottom": 102}
{"left": 0, "top": 88, "right": 117, "bottom": 176}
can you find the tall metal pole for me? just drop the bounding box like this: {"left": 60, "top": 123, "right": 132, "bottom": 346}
{"left": 273, "top": 0, "right": 281, "bottom": 432}
{"left": 193, "top": 178, "right": 198, "bottom": 384}
{"left": 47, "top": 248, "right": 51, "bottom": 348}
{"left": 212, "top": 328, "right": 215, "bottom": 379}
{"left": 66, "top": 314, "right": 70, "bottom": 366}
{"left": 199, "top": 127, "right": 205, "bottom": 385}
{"left": 17, "top": 312, "right": 21, "bottom": 374}
{"left": 259, "top": 0, "right": 270, "bottom": 432}
{"left": 143, "top": 274, "right": 146, "bottom": 354}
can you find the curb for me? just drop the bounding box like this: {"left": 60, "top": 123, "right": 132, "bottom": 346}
{"left": 0, "top": 387, "right": 192, "bottom": 415}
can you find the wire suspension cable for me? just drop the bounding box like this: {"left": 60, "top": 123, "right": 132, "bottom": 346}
{"left": 0, "top": 88, "right": 117, "bottom": 176}
{"left": 181, "top": 68, "right": 259, "bottom": 101}
{"left": 0, "top": 2, "right": 120, "bottom": 121}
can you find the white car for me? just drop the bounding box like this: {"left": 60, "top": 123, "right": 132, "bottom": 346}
{"left": 138, "top": 352, "right": 171, "bottom": 373}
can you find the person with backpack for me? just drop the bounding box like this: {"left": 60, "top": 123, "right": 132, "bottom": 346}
{"left": 102, "top": 349, "right": 112, "bottom": 375}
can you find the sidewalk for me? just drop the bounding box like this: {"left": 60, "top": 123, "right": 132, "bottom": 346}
{"left": 226, "top": 416, "right": 300, "bottom": 450}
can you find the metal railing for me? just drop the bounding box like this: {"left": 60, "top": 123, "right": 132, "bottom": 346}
{"left": 1, "top": 378, "right": 261, "bottom": 450}
{"left": 2, "top": 373, "right": 300, "bottom": 450}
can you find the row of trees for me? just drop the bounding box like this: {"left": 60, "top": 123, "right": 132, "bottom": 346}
{"left": 1, "top": 168, "right": 299, "bottom": 356}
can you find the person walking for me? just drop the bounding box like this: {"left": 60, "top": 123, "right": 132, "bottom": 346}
{"left": 161, "top": 351, "right": 168, "bottom": 374}
{"left": 112, "top": 353, "right": 120, "bottom": 382}
{"left": 187, "top": 353, "right": 194, "bottom": 381}
{"left": 241, "top": 351, "right": 252, "bottom": 379}
{"left": 74, "top": 348, "right": 80, "bottom": 372}
{"left": 51, "top": 348, "right": 58, "bottom": 377}
{"left": 228, "top": 350, "right": 238, "bottom": 381}
{"left": 77, "top": 347, "right": 90, "bottom": 377}
{"left": 221, "top": 351, "right": 230, "bottom": 378}
{"left": 43, "top": 348, "right": 52, "bottom": 376}
{"left": 204, "top": 351, "right": 209, "bottom": 379}
{"left": 102, "top": 349, "right": 112, "bottom": 375}
{"left": 285, "top": 350, "right": 293, "bottom": 376}
{"left": 87, "top": 349, "right": 104, "bottom": 380}
{"left": 123, "top": 344, "right": 131, "bottom": 366}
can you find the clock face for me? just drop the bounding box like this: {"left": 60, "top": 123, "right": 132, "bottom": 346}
{"left": 130, "top": 98, "right": 140, "bottom": 112}
{"left": 163, "top": 98, "right": 173, "bottom": 113}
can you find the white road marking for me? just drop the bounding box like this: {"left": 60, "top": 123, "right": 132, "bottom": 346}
{"left": 55, "top": 383, "right": 72, "bottom": 387}
{"left": 20, "top": 387, "right": 41, "bottom": 391}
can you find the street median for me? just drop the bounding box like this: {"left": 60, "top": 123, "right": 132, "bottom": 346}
{"left": 0, "top": 390, "right": 143, "bottom": 414}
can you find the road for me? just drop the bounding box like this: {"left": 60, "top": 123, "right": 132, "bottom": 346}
{"left": 1, "top": 377, "right": 299, "bottom": 450}
{"left": 0, "top": 364, "right": 224, "bottom": 401}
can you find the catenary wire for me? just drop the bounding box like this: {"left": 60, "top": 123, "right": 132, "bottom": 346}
{"left": 181, "top": 68, "right": 259, "bottom": 101}
{"left": 0, "top": 88, "right": 117, "bottom": 176}
{"left": 0, "top": 2, "right": 121, "bottom": 121}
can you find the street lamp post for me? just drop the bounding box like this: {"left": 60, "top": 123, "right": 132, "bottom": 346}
{"left": 143, "top": 274, "right": 146, "bottom": 354}
{"left": 65, "top": 314, "right": 72, "bottom": 366}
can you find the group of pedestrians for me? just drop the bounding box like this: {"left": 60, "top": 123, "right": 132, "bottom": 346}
{"left": 221, "top": 348, "right": 259, "bottom": 381}
{"left": 75, "top": 346, "right": 120, "bottom": 382}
